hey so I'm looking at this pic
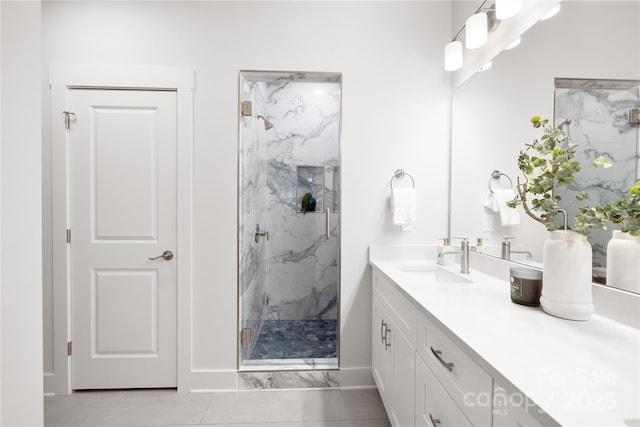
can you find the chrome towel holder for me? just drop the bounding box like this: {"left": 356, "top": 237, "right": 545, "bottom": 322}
{"left": 390, "top": 169, "right": 415, "bottom": 190}
{"left": 488, "top": 170, "right": 513, "bottom": 193}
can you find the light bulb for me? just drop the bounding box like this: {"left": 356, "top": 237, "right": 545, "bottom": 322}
{"left": 496, "top": 0, "right": 522, "bottom": 20}
{"left": 466, "top": 13, "right": 488, "bottom": 49}
{"left": 444, "top": 40, "right": 463, "bottom": 71}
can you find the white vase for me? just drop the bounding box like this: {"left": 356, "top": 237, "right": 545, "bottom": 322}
{"left": 606, "top": 230, "right": 640, "bottom": 294}
{"left": 540, "top": 230, "right": 594, "bottom": 321}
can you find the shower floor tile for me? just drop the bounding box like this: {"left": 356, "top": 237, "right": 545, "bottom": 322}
{"left": 250, "top": 319, "right": 337, "bottom": 360}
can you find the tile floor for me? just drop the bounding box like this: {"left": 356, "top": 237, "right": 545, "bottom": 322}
{"left": 249, "top": 320, "right": 337, "bottom": 360}
{"left": 44, "top": 387, "right": 391, "bottom": 427}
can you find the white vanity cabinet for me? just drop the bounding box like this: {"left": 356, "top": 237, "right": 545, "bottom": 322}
{"left": 369, "top": 246, "right": 639, "bottom": 427}
{"left": 372, "top": 268, "right": 531, "bottom": 427}
{"left": 372, "top": 272, "right": 416, "bottom": 427}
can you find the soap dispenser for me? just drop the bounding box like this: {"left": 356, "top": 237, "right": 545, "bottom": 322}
{"left": 437, "top": 237, "right": 455, "bottom": 266}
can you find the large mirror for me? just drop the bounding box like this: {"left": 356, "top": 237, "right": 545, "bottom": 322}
{"left": 450, "top": 1, "right": 640, "bottom": 293}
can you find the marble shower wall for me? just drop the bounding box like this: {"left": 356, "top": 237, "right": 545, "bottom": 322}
{"left": 555, "top": 79, "right": 640, "bottom": 267}
{"left": 264, "top": 75, "right": 340, "bottom": 321}
{"left": 239, "top": 77, "right": 268, "bottom": 361}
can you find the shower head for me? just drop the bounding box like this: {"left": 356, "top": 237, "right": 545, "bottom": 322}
{"left": 257, "top": 114, "right": 274, "bottom": 131}
{"left": 557, "top": 118, "right": 572, "bottom": 129}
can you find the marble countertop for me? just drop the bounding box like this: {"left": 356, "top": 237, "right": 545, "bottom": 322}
{"left": 369, "top": 246, "right": 640, "bottom": 427}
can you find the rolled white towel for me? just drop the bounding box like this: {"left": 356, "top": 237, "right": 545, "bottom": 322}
{"left": 391, "top": 188, "right": 416, "bottom": 225}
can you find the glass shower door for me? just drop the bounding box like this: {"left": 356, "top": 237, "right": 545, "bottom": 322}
{"left": 238, "top": 71, "right": 341, "bottom": 371}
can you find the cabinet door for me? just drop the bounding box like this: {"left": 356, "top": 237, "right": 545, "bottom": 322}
{"left": 391, "top": 318, "right": 415, "bottom": 427}
{"left": 416, "top": 355, "right": 472, "bottom": 427}
{"left": 373, "top": 295, "right": 393, "bottom": 412}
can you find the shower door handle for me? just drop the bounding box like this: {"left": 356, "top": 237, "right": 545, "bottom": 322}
{"left": 325, "top": 207, "right": 330, "bottom": 239}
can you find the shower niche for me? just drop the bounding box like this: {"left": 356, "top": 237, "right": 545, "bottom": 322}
{"left": 296, "top": 165, "right": 340, "bottom": 214}
{"left": 238, "top": 71, "right": 341, "bottom": 372}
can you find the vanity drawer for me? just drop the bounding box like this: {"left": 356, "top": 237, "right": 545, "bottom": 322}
{"left": 416, "top": 353, "right": 472, "bottom": 427}
{"left": 416, "top": 312, "right": 492, "bottom": 426}
{"left": 374, "top": 272, "right": 416, "bottom": 344}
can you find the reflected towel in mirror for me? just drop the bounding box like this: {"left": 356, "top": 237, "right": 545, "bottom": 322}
{"left": 484, "top": 191, "right": 499, "bottom": 212}
{"left": 493, "top": 188, "right": 519, "bottom": 226}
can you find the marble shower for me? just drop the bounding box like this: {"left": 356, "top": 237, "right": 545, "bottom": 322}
{"left": 554, "top": 78, "right": 639, "bottom": 272}
{"left": 238, "top": 72, "right": 341, "bottom": 370}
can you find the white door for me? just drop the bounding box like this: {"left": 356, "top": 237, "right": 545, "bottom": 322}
{"left": 69, "top": 89, "right": 177, "bottom": 389}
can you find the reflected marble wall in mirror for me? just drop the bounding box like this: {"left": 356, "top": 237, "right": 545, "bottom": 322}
{"left": 554, "top": 78, "right": 639, "bottom": 282}
{"left": 450, "top": 1, "right": 640, "bottom": 293}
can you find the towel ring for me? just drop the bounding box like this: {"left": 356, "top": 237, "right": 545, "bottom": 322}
{"left": 390, "top": 169, "right": 415, "bottom": 190}
{"left": 488, "top": 170, "right": 513, "bottom": 193}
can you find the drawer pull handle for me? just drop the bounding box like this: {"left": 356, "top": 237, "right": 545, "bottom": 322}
{"left": 429, "top": 413, "right": 441, "bottom": 426}
{"left": 431, "top": 347, "right": 454, "bottom": 372}
{"left": 380, "top": 320, "right": 386, "bottom": 344}
{"left": 384, "top": 328, "right": 391, "bottom": 350}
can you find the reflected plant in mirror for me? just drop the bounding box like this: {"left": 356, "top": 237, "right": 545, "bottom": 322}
{"left": 507, "top": 116, "right": 611, "bottom": 235}
{"left": 609, "top": 179, "right": 640, "bottom": 236}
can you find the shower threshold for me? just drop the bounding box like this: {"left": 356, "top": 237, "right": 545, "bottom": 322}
{"left": 240, "top": 357, "right": 338, "bottom": 372}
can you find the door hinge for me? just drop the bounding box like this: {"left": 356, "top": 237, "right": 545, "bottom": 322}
{"left": 67, "top": 341, "right": 72, "bottom": 356}
{"left": 66, "top": 229, "right": 71, "bottom": 243}
{"left": 240, "top": 328, "right": 251, "bottom": 344}
{"left": 240, "top": 101, "right": 252, "bottom": 117}
{"left": 63, "top": 111, "right": 75, "bottom": 129}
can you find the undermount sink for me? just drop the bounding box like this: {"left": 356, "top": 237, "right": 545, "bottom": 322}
{"left": 396, "top": 265, "right": 472, "bottom": 284}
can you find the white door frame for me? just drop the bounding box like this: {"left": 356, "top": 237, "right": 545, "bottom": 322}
{"left": 47, "top": 63, "right": 194, "bottom": 394}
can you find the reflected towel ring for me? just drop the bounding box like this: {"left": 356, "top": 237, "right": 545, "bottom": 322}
{"left": 488, "top": 170, "right": 513, "bottom": 193}
{"left": 390, "top": 169, "right": 415, "bottom": 190}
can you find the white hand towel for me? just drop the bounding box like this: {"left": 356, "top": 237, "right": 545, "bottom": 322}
{"left": 493, "top": 188, "right": 520, "bottom": 226}
{"left": 391, "top": 188, "right": 416, "bottom": 226}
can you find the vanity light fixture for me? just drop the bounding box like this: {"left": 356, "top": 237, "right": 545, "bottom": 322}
{"left": 444, "top": 0, "right": 500, "bottom": 72}
{"left": 495, "top": 0, "right": 522, "bottom": 20}
{"left": 444, "top": 40, "right": 464, "bottom": 71}
{"left": 466, "top": 12, "right": 488, "bottom": 49}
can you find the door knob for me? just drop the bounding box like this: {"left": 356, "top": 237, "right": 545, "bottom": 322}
{"left": 149, "top": 250, "right": 174, "bottom": 261}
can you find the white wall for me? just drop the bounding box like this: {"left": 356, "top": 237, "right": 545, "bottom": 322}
{"left": 1, "top": 0, "right": 44, "bottom": 424}
{"left": 42, "top": 1, "right": 452, "bottom": 390}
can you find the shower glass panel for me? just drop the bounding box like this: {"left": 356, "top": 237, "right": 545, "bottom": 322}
{"left": 238, "top": 71, "right": 341, "bottom": 371}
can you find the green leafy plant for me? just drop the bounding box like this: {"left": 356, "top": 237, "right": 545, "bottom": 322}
{"left": 301, "top": 192, "right": 313, "bottom": 213}
{"left": 608, "top": 179, "right": 640, "bottom": 236}
{"left": 507, "top": 116, "right": 611, "bottom": 235}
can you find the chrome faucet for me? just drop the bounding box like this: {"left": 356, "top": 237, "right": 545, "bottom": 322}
{"left": 438, "top": 238, "right": 470, "bottom": 274}
{"left": 501, "top": 237, "right": 514, "bottom": 260}
{"left": 501, "top": 237, "right": 532, "bottom": 260}
{"left": 460, "top": 239, "right": 470, "bottom": 274}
